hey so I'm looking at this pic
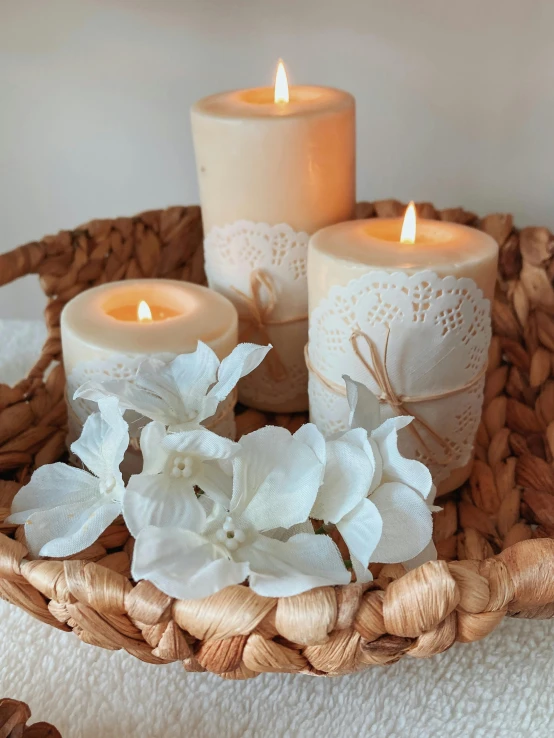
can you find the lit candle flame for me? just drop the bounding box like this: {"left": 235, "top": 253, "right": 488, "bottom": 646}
{"left": 400, "top": 201, "right": 417, "bottom": 244}
{"left": 137, "top": 300, "right": 153, "bottom": 322}
{"left": 274, "top": 59, "right": 289, "bottom": 103}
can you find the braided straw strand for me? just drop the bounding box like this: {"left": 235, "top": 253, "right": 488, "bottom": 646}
{"left": 0, "top": 532, "right": 553, "bottom": 676}
{"left": 0, "top": 698, "right": 62, "bottom": 737}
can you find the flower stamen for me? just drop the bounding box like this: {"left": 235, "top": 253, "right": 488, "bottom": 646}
{"left": 170, "top": 455, "right": 195, "bottom": 479}
{"left": 215, "top": 516, "right": 246, "bottom": 551}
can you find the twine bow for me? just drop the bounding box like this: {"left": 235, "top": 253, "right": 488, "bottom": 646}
{"left": 306, "top": 329, "right": 487, "bottom": 465}
{"left": 232, "top": 269, "right": 308, "bottom": 383}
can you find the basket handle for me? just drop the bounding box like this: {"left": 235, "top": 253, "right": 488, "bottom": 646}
{"left": 0, "top": 238, "right": 64, "bottom": 386}
{"left": 0, "top": 240, "right": 50, "bottom": 287}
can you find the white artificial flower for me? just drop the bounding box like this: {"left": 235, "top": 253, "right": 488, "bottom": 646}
{"left": 123, "top": 422, "right": 237, "bottom": 537}
{"left": 367, "top": 416, "right": 437, "bottom": 567}
{"left": 74, "top": 341, "right": 272, "bottom": 432}
{"left": 313, "top": 376, "right": 437, "bottom": 578}
{"left": 131, "top": 424, "right": 351, "bottom": 599}
{"left": 7, "top": 397, "right": 128, "bottom": 557}
{"left": 311, "top": 427, "right": 382, "bottom": 583}
{"left": 345, "top": 376, "right": 434, "bottom": 500}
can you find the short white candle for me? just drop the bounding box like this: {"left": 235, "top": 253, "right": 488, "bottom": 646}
{"left": 191, "top": 61, "right": 355, "bottom": 413}
{"left": 307, "top": 205, "right": 499, "bottom": 495}
{"left": 61, "top": 279, "right": 238, "bottom": 471}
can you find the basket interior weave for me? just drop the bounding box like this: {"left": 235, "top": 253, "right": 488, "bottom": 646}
{"left": 0, "top": 199, "right": 553, "bottom": 678}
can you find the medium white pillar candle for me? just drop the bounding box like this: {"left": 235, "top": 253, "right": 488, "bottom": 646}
{"left": 61, "top": 279, "right": 238, "bottom": 473}
{"left": 307, "top": 207, "right": 499, "bottom": 495}
{"left": 191, "top": 63, "right": 355, "bottom": 413}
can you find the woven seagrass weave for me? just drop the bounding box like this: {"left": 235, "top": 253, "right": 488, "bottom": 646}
{"left": 0, "top": 200, "right": 553, "bottom": 679}
{"left": 0, "top": 698, "right": 62, "bottom": 737}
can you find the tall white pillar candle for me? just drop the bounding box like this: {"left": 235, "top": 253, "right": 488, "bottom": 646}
{"left": 307, "top": 208, "right": 499, "bottom": 495}
{"left": 191, "top": 64, "right": 355, "bottom": 412}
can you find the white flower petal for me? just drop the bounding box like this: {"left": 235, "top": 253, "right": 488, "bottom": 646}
{"left": 28, "top": 498, "right": 120, "bottom": 558}
{"left": 351, "top": 556, "right": 373, "bottom": 584}
{"left": 139, "top": 421, "right": 169, "bottom": 475}
{"left": 71, "top": 397, "right": 128, "bottom": 481}
{"left": 293, "top": 422, "right": 326, "bottom": 469}
{"left": 312, "top": 428, "right": 375, "bottom": 522}
{"left": 265, "top": 521, "right": 315, "bottom": 542}
{"left": 231, "top": 426, "right": 292, "bottom": 512}
{"left": 135, "top": 357, "right": 183, "bottom": 406}
{"left": 74, "top": 378, "right": 124, "bottom": 405}
{"left": 344, "top": 375, "right": 381, "bottom": 433}
{"left": 428, "top": 485, "right": 438, "bottom": 507}
{"left": 76, "top": 376, "right": 173, "bottom": 425}
{"left": 132, "top": 526, "right": 248, "bottom": 600}
{"left": 76, "top": 342, "right": 266, "bottom": 432}
{"left": 196, "top": 460, "right": 233, "bottom": 507}
{"left": 336, "top": 497, "right": 382, "bottom": 568}
{"left": 163, "top": 428, "right": 237, "bottom": 461}
{"left": 197, "top": 492, "right": 216, "bottom": 518}
{"left": 201, "top": 502, "right": 229, "bottom": 536}
{"left": 209, "top": 343, "right": 272, "bottom": 402}
{"left": 169, "top": 342, "right": 220, "bottom": 400}
{"left": 171, "top": 406, "right": 219, "bottom": 432}
{"left": 7, "top": 464, "right": 98, "bottom": 523}
{"left": 233, "top": 426, "right": 323, "bottom": 531}
{"left": 370, "top": 415, "right": 412, "bottom": 442}
{"left": 242, "top": 532, "right": 350, "bottom": 597}
{"left": 371, "top": 421, "right": 433, "bottom": 499}
{"left": 124, "top": 474, "right": 206, "bottom": 537}
{"left": 369, "top": 482, "right": 433, "bottom": 564}
{"left": 403, "top": 539, "right": 438, "bottom": 571}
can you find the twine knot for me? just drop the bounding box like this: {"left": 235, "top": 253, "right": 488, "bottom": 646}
{"left": 306, "top": 329, "right": 487, "bottom": 465}
{"left": 232, "top": 268, "right": 308, "bottom": 383}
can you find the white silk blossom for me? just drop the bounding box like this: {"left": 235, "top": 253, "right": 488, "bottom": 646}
{"left": 340, "top": 375, "right": 438, "bottom": 570}
{"left": 74, "top": 341, "right": 271, "bottom": 432}
{"left": 123, "top": 422, "right": 237, "bottom": 537}
{"left": 132, "top": 424, "right": 351, "bottom": 599}
{"left": 7, "top": 397, "right": 128, "bottom": 557}
{"left": 8, "top": 344, "right": 438, "bottom": 598}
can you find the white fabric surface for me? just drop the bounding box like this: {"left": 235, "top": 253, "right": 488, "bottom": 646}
{"left": 0, "top": 319, "right": 552, "bottom": 738}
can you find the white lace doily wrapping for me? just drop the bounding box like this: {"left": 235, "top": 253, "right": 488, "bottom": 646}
{"left": 204, "top": 221, "right": 310, "bottom": 410}
{"left": 66, "top": 354, "right": 237, "bottom": 478}
{"left": 307, "top": 270, "right": 492, "bottom": 484}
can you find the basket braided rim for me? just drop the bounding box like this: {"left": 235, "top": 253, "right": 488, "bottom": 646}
{"left": 0, "top": 200, "right": 553, "bottom": 678}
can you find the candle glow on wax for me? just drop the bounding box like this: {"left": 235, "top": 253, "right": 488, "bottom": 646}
{"left": 274, "top": 59, "right": 289, "bottom": 104}
{"left": 137, "top": 300, "right": 153, "bottom": 323}
{"left": 307, "top": 202, "right": 499, "bottom": 495}
{"left": 61, "top": 279, "right": 240, "bottom": 475}
{"left": 400, "top": 201, "right": 417, "bottom": 244}
{"left": 106, "top": 299, "right": 181, "bottom": 322}
{"left": 191, "top": 63, "right": 355, "bottom": 412}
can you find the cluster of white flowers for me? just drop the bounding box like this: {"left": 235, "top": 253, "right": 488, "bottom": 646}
{"left": 8, "top": 342, "right": 437, "bottom": 600}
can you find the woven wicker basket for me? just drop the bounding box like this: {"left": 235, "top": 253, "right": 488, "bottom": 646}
{"left": 1, "top": 200, "right": 553, "bottom": 679}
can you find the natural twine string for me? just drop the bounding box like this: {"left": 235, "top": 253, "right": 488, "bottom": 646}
{"left": 232, "top": 269, "right": 308, "bottom": 382}
{"left": 305, "top": 329, "right": 487, "bottom": 463}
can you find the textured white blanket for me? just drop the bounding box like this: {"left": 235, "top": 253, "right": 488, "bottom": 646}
{"left": 0, "top": 320, "right": 552, "bottom": 738}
